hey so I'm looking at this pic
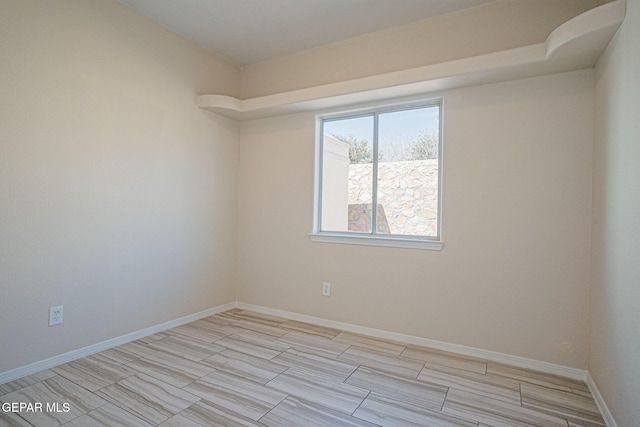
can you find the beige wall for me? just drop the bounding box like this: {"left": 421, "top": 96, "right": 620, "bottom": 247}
{"left": 239, "top": 0, "right": 597, "bottom": 98}
{"left": 0, "top": 0, "right": 240, "bottom": 372}
{"left": 237, "top": 70, "right": 594, "bottom": 368}
{"left": 590, "top": 0, "right": 640, "bottom": 424}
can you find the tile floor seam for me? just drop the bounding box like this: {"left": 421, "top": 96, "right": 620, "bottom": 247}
{"left": 440, "top": 385, "right": 451, "bottom": 411}
{"left": 350, "top": 390, "right": 372, "bottom": 417}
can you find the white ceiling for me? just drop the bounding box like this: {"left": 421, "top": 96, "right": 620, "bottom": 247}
{"left": 117, "top": 0, "right": 494, "bottom": 65}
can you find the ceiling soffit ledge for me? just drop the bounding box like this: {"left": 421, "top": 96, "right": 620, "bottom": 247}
{"left": 196, "top": 0, "right": 625, "bottom": 121}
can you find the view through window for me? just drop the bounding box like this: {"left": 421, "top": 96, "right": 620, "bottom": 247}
{"left": 319, "top": 101, "right": 441, "bottom": 239}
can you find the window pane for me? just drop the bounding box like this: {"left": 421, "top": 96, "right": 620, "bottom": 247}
{"left": 322, "top": 116, "right": 373, "bottom": 233}
{"left": 377, "top": 106, "right": 440, "bottom": 237}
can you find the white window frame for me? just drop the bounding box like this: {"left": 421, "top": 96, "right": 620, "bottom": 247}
{"left": 310, "top": 99, "right": 444, "bottom": 250}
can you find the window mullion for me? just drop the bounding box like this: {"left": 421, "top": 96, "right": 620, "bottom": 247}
{"left": 316, "top": 120, "right": 324, "bottom": 232}
{"left": 371, "top": 113, "right": 379, "bottom": 235}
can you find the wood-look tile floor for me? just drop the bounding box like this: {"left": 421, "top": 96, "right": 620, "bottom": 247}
{"left": 0, "top": 309, "right": 606, "bottom": 426}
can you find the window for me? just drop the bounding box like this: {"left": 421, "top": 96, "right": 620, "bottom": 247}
{"left": 311, "top": 100, "right": 443, "bottom": 250}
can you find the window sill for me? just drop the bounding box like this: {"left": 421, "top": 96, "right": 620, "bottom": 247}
{"left": 309, "top": 233, "right": 443, "bottom": 251}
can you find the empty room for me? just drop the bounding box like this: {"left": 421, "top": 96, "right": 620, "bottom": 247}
{"left": 1, "top": 0, "right": 638, "bottom": 425}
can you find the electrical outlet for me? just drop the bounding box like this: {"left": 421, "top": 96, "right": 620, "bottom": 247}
{"left": 322, "top": 282, "right": 331, "bottom": 297}
{"left": 49, "top": 306, "right": 63, "bottom": 326}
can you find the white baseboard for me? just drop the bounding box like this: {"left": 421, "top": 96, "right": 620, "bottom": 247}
{"left": 237, "top": 302, "right": 588, "bottom": 381}
{"left": 586, "top": 372, "right": 618, "bottom": 427}
{"left": 0, "top": 302, "right": 237, "bottom": 385}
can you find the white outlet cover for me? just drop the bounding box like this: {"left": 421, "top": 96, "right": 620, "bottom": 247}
{"left": 322, "top": 282, "right": 331, "bottom": 296}
{"left": 49, "top": 306, "right": 63, "bottom": 326}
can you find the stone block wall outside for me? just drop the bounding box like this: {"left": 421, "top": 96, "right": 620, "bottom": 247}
{"left": 348, "top": 159, "right": 439, "bottom": 236}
